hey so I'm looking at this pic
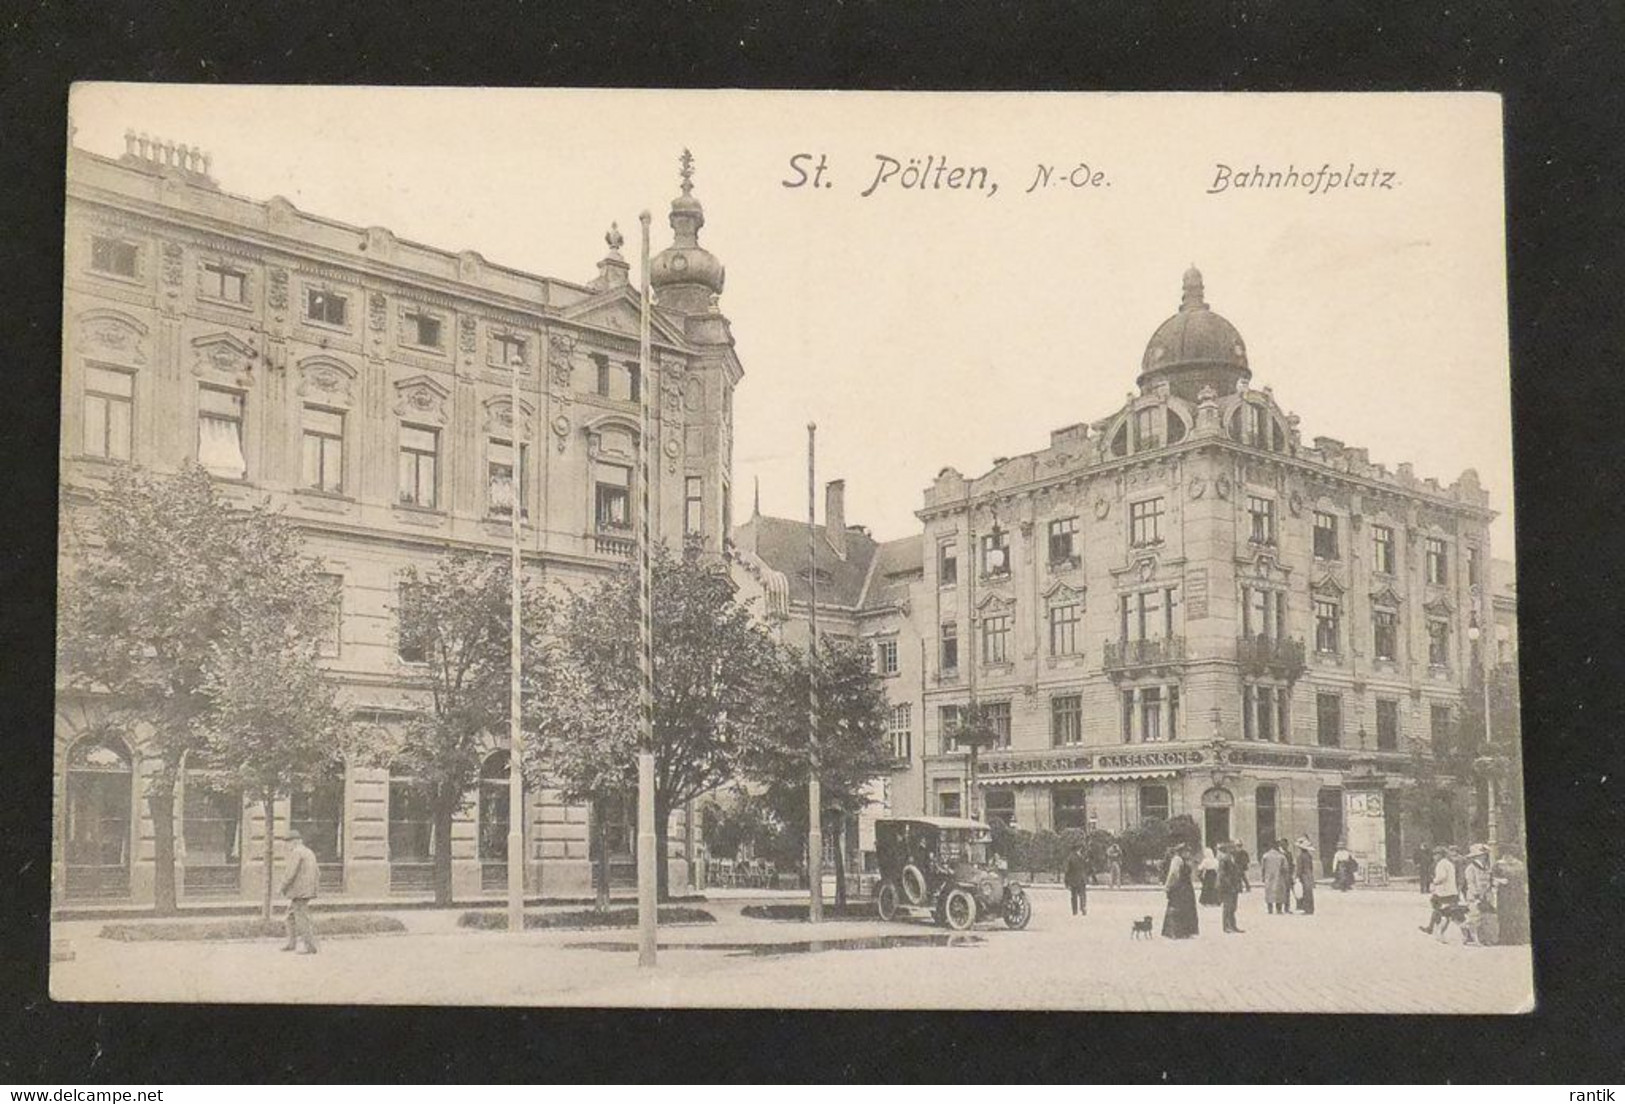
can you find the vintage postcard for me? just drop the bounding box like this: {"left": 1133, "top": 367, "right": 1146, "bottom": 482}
{"left": 52, "top": 87, "right": 1530, "bottom": 1012}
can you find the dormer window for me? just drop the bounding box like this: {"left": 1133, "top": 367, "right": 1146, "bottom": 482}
{"left": 1134, "top": 407, "right": 1162, "bottom": 451}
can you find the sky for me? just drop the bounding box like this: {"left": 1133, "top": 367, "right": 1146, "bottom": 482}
{"left": 70, "top": 87, "right": 1515, "bottom": 555}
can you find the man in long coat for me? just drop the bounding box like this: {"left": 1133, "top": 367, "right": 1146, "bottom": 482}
{"left": 280, "top": 827, "right": 321, "bottom": 954}
{"left": 1294, "top": 837, "right": 1317, "bottom": 914}
{"left": 1217, "top": 842, "right": 1245, "bottom": 933}
{"left": 1063, "top": 844, "right": 1090, "bottom": 917}
{"left": 1260, "top": 841, "right": 1290, "bottom": 914}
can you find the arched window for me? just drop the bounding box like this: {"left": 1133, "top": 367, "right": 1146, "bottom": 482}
{"left": 478, "top": 750, "right": 511, "bottom": 892}
{"left": 290, "top": 765, "right": 346, "bottom": 893}
{"left": 182, "top": 754, "right": 242, "bottom": 896}
{"left": 63, "top": 736, "right": 134, "bottom": 899}
{"left": 388, "top": 763, "right": 435, "bottom": 893}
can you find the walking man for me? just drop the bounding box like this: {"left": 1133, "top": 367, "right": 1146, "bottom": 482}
{"left": 280, "top": 827, "right": 320, "bottom": 954}
{"left": 1064, "top": 843, "right": 1090, "bottom": 917}
{"left": 1420, "top": 844, "right": 1460, "bottom": 940}
{"left": 1261, "top": 839, "right": 1289, "bottom": 915}
{"left": 1294, "top": 836, "right": 1317, "bottom": 915}
{"left": 1218, "top": 842, "right": 1245, "bottom": 933}
{"left": 1233, "top": 840, "right": 1252, "bottom": 893}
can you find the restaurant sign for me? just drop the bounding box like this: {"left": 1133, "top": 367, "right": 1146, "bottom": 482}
{"left": 979, "top": 747, "right": 1208, "bottom": 776}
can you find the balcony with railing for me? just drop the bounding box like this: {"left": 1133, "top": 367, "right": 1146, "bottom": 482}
{"left": 594, "top": 532, "right": 635, "bottom": 558}
{"left": 1236, "top": 634, "right": 1307, "bottom": 681}
{"left": 1103, "top": 635, "right": 1186, "bottom": 675}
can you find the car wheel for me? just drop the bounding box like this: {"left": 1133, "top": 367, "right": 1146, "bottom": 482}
{"left": 901, "top": 864, "right": 929, "bottom": 906}
{"left": 943, "top": 887, "right": 977, "bottom": 931}
{"left": 1003, "top": 889, "right": 1032, "bottom": 930}
{"left": 877, "top": 881, "right": 901, "bottom": 922}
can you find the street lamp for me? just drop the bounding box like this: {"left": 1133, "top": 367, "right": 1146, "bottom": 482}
{"left": 1466, "top": 610, "right": 1498, "bottom": 858}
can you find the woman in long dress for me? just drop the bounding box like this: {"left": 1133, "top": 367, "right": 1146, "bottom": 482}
{"left": 1493, "top": 849, "right": 1530, "bottom": 944}
{"left": 1198, "top": 846, "right": 1221, "bottom": 906}
{"left": 1294, "top": 837, "right": 1317, "bottom": 915}
{"left": 1162, "top": 843, "right": 1200, "bottom": 938}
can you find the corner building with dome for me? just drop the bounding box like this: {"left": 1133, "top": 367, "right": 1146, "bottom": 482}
{"left": 737, "top": 266, "right": 1508, "bottom": 880}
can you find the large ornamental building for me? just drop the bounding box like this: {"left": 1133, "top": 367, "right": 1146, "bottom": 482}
{"left": 737, "top": 266, "right": 1508, "bottom": 878}
{"left": 55, "top": 134, "right": 741, "bottom": 905}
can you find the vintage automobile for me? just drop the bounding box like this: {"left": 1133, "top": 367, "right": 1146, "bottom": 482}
{"left": 873, "top": 816, "right": 1032, "bottom": 931}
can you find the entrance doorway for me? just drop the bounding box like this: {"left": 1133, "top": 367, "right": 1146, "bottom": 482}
{"left": 477, "top": 751, "right": 511, "bottom": 893}
{"left": 1255, "top": 784, "right": 1278, "bottom": 856}
{"left": 1201, "top": 787, "right": 1233, "bottom": 850}
{"left": 1318, "top": 787, "right": 1344, "bottom": 876}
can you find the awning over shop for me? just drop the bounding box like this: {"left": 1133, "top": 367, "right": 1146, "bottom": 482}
{"left": 980, "top": 769, "right": 1179, "bottom": 787}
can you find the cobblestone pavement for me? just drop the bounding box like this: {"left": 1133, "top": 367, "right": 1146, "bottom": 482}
{"left": 50, "top": 884, "right": 1534, "bottom": 1012}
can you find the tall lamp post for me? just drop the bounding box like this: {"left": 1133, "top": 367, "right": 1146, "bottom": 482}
{"left": 1467, "top": 608, "right": 1499, "bottom": 858}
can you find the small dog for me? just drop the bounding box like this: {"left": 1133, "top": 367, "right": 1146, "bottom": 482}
{"left": 1131, "top": 916, "right": 1155, "bottom": 940}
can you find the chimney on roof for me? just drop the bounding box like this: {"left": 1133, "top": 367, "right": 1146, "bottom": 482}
{"left": 825, "top": 479, "right": 847, "bottom": 561}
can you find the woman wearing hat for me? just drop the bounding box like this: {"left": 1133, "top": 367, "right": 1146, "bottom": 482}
{"left": 1294, "top": 836, "right": 1316, "bottom": 915}
{"left": 1462, "top": 843, "right": 1497, "bottom": 946}
{"left": 1161, "top": 842, "right": 1200, "bottom": 939}
{"left": 1493, "top": 847, "right": 1530, "bottom": 945}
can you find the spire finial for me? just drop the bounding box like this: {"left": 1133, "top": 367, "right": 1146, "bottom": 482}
{"left": 679, "top": 148, "right": 695, "bottom": 195}
{"left": 753, "top": 475, "right": 761, "bottom": 518}
{"left": 1181, "top": 264, "right": 1206, "bottom": 311}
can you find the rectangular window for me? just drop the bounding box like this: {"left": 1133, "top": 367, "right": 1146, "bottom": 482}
{"left": 1277, "top": 688, "right": 1290, "bottom": 744}
{"left": 983, "top": 789, "right": 1015, "bottom": 829}
{"left": 981, "top": 529, "right": 1009, "bottom": 576}
{"left": 91, "top": 236, "right": 139, "bottom": 277}
{"left": 1316, "top": 692, "right": 1342, "bottom": 748}
{"left": 1047, "top": 516, "right": 1079, "bottom": 564}
{"left": 306, "top": 289, "right": 347, "bottom": 326}
{"left": 397, "top": 425, "right": 439, "bottom": 508}
{"left": 1430, "top": 704, "right": 1453, "bottom": 744}
{"left": 201, "top": 262, "right": 246, "bottom": 303}
{"left": 492, "top": 333, "right": 527, "bottom": 367}
{"left": 316, "top": 574, "right": 343, "bottom": 658}
{"left": 1467, "top": 545, "right": 1482, "bottom": 587}
{"left": 1256, "top": 685, "right": 1276, "bottom": 742}
{"left": 1425, "top": 537, "right": 1449, "bottom": 585}
{"left": 628, "top": 364, "right": 641, "bottom": 404}
{"left": 875, "top": 639, "right": 900, "bottom": 676}
{"left": 1248, "top": 495, "right": 1277, "bottom": 545}
{"left": 1373, "top": 607, "right": 1399, "bottom": 661}
{"left": 1051, "top": 694, "right": 1083, "bottom": 747}
{"left": 938, "top": 792, "right": 962, "bottom": 818}
{"left": 1376, "top": 698, "right": 1400, "bottom": 751}
{"left": 888, "top": 703, "right": 912, "bottom": 761}
{"left": 1134, "top": 406, "right": 1161, "bottom": 450}
{"left": 1313, "top": 511, "right": 1339, "bottom": 559}
{"left": 487, "top": 438, "right": 528, "bottom": 517}
{"left": 594, "top": 464, "right": 631, "bottom": 530}
{"left": 1243, "top": 403, "right": 1265, "bottom": 447}
{"left": 594, "top": 356, "right": 611, "bottom": 397}
{"left": 1121, "top": 689, "right": 1135, "bottom": 743}
{"left": 938, "top": 539, "right": 958, "bottom": 587}
{"left": 1314, "top": 599, "right": 1341, "bottom": 654}
{"left": 940, "top": 622, "right": 959, "bottom": 672}
{"left": 981, "top": 614, "right": 1011, "bottom": 665}
{"left": 1170, "top": 685, "right": 1181, "bottom": 740}
{"left": 684, "top": 475, "right": 704, "bottom": 535}
{"left": 939, "top": 705, "right": 962, "bottom": 753}
{"left": 1140, "top": 686, "right": 1164, "bottom": 742}
{"left": 1242, "top": 586, "right": 1286, "bottom": 640}
{"left": 301, "top": 407, "right": 345, "bottom": 494}
{"left": 1130, "top": 497, "right": 1164, "bottom": 546}
{"left": 1427, "top": 616, "right": 1451, "bottom": 667}
{"left": 1053, "top": 787, "right": 1088, "bottom": 832}
{"left": 83, "top": 366, "right": 134, "bottom": 460}
{"left": 1049, "top": 602, "right": 1081, "bottom": 656}
{"left": 1372, "top": 524, "right": 1397, "bottom": 575}
{"left": 1140, "top": 784, "right": 1171, "bottom": 824}
{"left": 197, "top": 386, "right": 246, "bottom": 478}
{"left": 405, "top": 310, "right": 442, "bottom": 349}
{"left": 984, "top": 702, "right": 1012, "bottom": 748}
{"left": 1122, "top": 587, "right": 1175, "bottom": 643}
{"left": 396, "top": 584, "right": 427, "bottom": 663}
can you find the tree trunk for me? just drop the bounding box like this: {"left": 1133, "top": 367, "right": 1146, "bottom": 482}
{"left": 593, "top": 797, "right": 611, "bottom": 913}
{"left": 833, "top": 818, "right": 848, "bottom": 910}
{"left": 147, "top": 780, "right": 178, "bottom": 916}
{"left": 261, "top": 794, "right": 276, "bottom": 923}
{"left": 432, "top": 796, "right": 456, "bottom": 907}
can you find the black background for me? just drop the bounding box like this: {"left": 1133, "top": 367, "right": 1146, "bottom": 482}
{"left": 3, "top": 0, "right": 1623, "bottom": 1084}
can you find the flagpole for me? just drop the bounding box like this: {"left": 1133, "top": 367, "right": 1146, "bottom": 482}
{"left": 506, "top": 300, "right": 525, "bottom": 936}
{"left": 807, "top": 422, "right": 823, "bottom": 924}
{"left": 636, "top": 210, "right": 659, "bottom": 967}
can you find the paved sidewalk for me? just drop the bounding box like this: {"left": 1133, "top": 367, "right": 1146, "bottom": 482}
{"left": 50, "top": 884, "right": 1533, "bottom": 1012}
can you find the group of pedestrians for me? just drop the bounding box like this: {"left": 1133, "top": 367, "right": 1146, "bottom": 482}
{"left": 1419, "top": 842, "right": 1530, "bottom": 946}
{"left": 1160, "top": 839, "right": 1254, "bottom": 938}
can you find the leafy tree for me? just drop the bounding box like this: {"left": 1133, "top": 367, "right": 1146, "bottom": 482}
{"left": 57, "top": 462, "right": 343, "bottom": 915}
{"left": 748, "top": 637, "right": 894, "bottom": 906}
{"left": 390, "top": 550, "right": 556, "bottom": 906}
{"left": 555, "top": 540, "right": 778, "bottom": 898}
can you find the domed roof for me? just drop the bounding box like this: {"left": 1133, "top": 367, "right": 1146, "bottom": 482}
{"left": 650, "top": 149, "right": 725, "bottom": 305}
{"left": 1138, "top": 266, "right": 1249, "bottom": 386}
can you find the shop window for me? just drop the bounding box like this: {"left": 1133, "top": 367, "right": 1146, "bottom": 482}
{"left": 289, "top": 768, "right": 345, "bottom": 893}
{"left": 63, "top": 737, "right": 134, "bottom": 899}
{"left": 1140, "top": 784, "right": 1170, "bottom": 824}
{"left": 1053, "top": 788, "right": 1088, "bottom": 832}
{"left": 388, "top": 765, "right": 435, "bottom": 892}
{"left": 182, "top": 764, "right": 242, "bottom": 896}
{"left": 983, "top": 789, "right": 1015, "bottom": 828}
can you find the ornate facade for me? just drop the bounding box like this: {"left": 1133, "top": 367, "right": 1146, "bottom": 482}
{"left": 55, "top": 135, "right": 741, "bottom": 905}
{"left": 739, "top": 267, "right": 1509, "bottom": 878}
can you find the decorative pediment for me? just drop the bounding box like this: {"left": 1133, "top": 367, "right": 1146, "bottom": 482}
{"left": 560, "top": 288, "right": 688, "bottom": 347}
{"left": 975, "top": 592, "right": 1015, "bottom": 613}
{"left": 1043, "top": 580, "right": 1086, "bottom": 607}
{"left": 585, "top": 413, "right": 639, "bottom": 462}
{"left": 1370, "top": 585, "right": 1403, "bottom": 608}
{"left": 296, "top": 354, "right": 357, "bottom": 403}
{"left": 190, "top": 331, "right": 257, "bottom": 381}
{"left": 76, "top": 309, "right": 150, "bottom": 367}
{"left": 481, "top": 394, "right": 536, "bottom": 438}
{"left": 392, "top": 374, "right": 450, "bottom": 424}
{"left": 1423, "top": 594, "right": 1455, "bottom": 616}
{"left": 1311, "top": 571, "right": 1346, "bottom": 597}
{"left": 1235, "top": 547, "right": 1291, "bottom": 583}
